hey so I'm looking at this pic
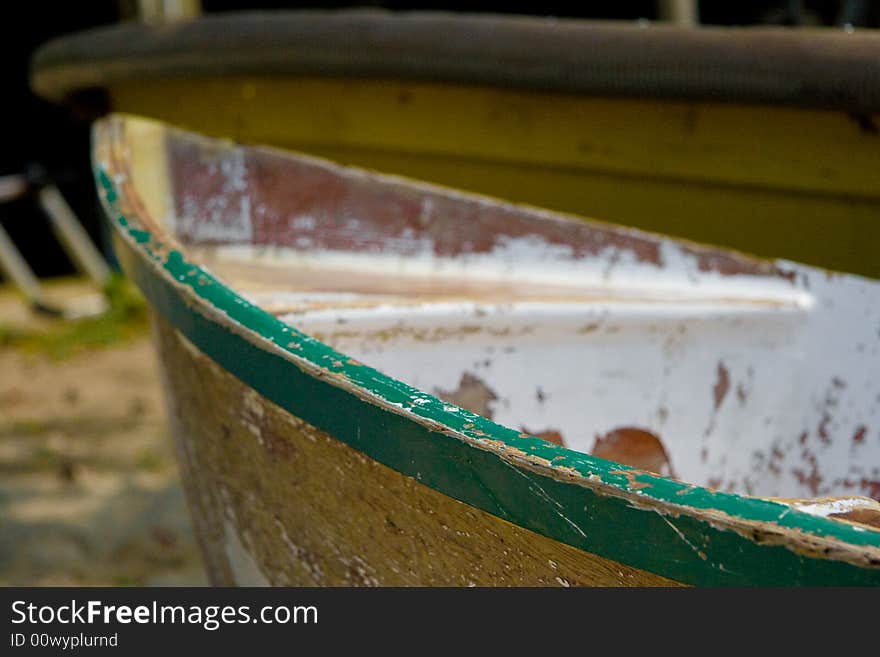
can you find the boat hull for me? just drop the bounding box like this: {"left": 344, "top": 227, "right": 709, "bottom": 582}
{"left": 99, "top": 78, "right": 880, "bottom": 280}
{"left": 96, "top": 115, "right": 880, "bottom": 586}
{"left": 153, "top": 314, "right": 678, "bottom": 586}
{"left": 33, "top": 11, "right": 880, "bottom": 277}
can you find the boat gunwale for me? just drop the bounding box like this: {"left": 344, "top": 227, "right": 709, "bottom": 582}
{"left": 92, "top": 115, "right": 880, "bottom": 585}
{"left": 33, "top": 9, "right": 880, "bottom": 114}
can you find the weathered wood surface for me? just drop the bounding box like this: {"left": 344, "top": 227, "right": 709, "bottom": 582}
{"left": 32, "top": 11, "right": 880, "bottom": 276}
{"left": 154, "top": 315, "right": 679, "bottom": 586}
{"left": 146, "top": 115, "right": 880, "bottom": 506}
{"left": 31, "top": 10, "right": 880, "bottom": 112}
{"left": 93, "top": 115, "right": 880, "bottom": 585}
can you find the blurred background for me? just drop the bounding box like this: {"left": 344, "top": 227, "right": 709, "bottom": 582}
{"left": 1, "top": 1, "right": 877, "bottom": 585}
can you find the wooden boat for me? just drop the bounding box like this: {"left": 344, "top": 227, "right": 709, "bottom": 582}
{"left": 33, "top": 10, "right": 880, "bottom": 279}
{"left": 93, "top": 114, "right": 880, "bottom": 586}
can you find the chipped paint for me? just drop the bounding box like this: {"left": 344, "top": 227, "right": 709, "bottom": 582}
{"left": 129, "top": 120, "right": 880, "bottom": 502}
{"left": 789, "top": 497, "right": 878, "bottom": 519}
{"left": 434, "top": 372, "right": 498, "bottom": 420}
{"left": 592, "top": 427, "right": 674, "bottom": 477}
{"left": 92, "top": 115, "right": 880, "bottom": 586}
{"left": 282, "top": 293, "right": 877, "bottom": 502}
{"left": 521, "top": 427, "right": 566, "bottom": 447}
{"left": 832, "top": 509, "right": 880, "bottom": 530}
{"left": 712, "top": 362, "right": 730, "bottom": 411}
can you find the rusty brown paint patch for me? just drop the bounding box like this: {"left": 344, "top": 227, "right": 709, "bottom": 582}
{"left": 521, "top": 427, "right": 566, "bottom": 447}
{"left": 830, "top": 508, "right": 880, "bottom": 530}
{"left": 852, "top": 425, "right": 867, "bottom": 445}
{"left": 814, "top": 378, "right": 847, "bottom": 446}
{"left": 862, "top": 480, "right": 880, "bottom": 501}
{"left": 433, "top": 372, "right": 498, "bottom": 420}
{"left": 817, "top": 413, "right": 832, "bottom": 445}
{"left": 684, "top": 246, "right": 796, "bottom": 283}
{"left": 165, "top": 132, "right": 805, "bottom": 284}
{"left": 168, "top": 137, "right": 663, "bottom": 267}
{"left": 592, "top": 427, "right": 674, "bottom": 478}
{"left": 767, "top": 446, "right": 784, "bottom": 476}
{"left": 793, "top": 449, "right": 823, "bottom": 496}
{"left": 712, "top": 361, "right": 730, "bottom": 411}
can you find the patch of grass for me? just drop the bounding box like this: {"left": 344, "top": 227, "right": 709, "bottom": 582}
{"left": 0, "top": 275, "right": 149, "bottom": 360}
{"left": 2, "top": 418, "right": 49, "bottom": 437}
{"left": 32, "top": 445, "right": 60, "bottom": 463}
{"left": 0, "top": 325, "right": 27, "bottom": 348}
{"left": 0, "top": 416, "right": 140, "bottom": 440}
{"left": 135, "top": 448, "right": 165, "bottom": 472}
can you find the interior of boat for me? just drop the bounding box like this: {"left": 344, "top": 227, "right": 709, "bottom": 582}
{"left": 107, "top": 116, "right": 880, "bottom": 528}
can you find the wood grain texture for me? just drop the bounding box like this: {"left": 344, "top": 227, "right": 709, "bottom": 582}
{"left": 152, "top": 314, "right": 680, "bottom": 587}
{"left": 93, "top": 115, "right": 880, "bottom": 586}
{"left": 105, "top": 77, "right": 880, "bottom": 279}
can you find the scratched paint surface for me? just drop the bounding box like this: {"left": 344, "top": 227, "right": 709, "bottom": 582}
{"left": 157, "top": 121, "right": 880, "bottom": 503}
{"left": 92, "top": 116, "right": 880, "bottom": 584}
{"left": 263, "top": 270, "right": 878, "bottom": 502}
{"left": 154, "top": 315, "right": 681, "bottom": 586}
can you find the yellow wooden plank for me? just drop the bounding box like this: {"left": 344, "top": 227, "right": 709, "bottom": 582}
{"left": 109, "top": 77, "right": 880, "bottom": 277}
{"left": 111, "top": 76, "right": 880, "bottom": 199}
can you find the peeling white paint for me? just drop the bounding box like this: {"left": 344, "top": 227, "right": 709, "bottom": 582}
{"left": 155, "top": 131, "right": 880, "bottom": 503}
{"left": 177, "top": 148, "right": 253, "bottom": 242}
{"left": 790, "top": 497, "right": 878, "bottom": 518}
{"left": 270, "top": 265, "right": 880, "bottom": 501}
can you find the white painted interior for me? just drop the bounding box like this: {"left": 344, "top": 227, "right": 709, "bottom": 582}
{"left": 261, "top": 267, "right": 879, "bottom": 501}
{"left": 152, "top": 131, "right": 880, "bottom": 502}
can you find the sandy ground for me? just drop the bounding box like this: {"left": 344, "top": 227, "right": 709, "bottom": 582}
{"left": 0, "top": 279, "right": 207, "bottom": 586}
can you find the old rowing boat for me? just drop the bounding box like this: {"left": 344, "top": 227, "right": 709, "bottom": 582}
{"left": 93, "top": 114, "right": 880, "bottom": 586}
{"left": 33, "top": 10, "right": 880, "bottom": 278}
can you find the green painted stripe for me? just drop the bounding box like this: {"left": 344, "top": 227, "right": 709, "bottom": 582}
{"left": 96, "top": 166, "right": 880, "bottom": 585}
